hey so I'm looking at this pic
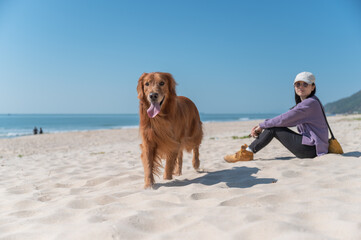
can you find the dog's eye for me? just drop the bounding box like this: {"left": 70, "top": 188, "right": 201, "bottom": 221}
{"left": 145, "top": 82, "right": 149, "bottom": 86}
{"left": 159, "top": 81, "right": 165, "bottom": 86}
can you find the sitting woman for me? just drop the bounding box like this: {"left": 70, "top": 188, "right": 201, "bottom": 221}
{"left": 224, "top": 72, "right": 329, "bottom": 162}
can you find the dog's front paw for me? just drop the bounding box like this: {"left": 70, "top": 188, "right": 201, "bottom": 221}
{"left": 144, "top": 177, "right": 154, "bottom": 189}
{"left": 144, "top": 183, "right": 153, "bottom": 189}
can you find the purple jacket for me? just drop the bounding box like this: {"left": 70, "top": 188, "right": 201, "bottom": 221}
{"left": 259, "top": 96, "right": 329, "bottom": 156}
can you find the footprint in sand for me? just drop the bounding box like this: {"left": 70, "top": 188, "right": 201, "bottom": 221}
{"left": 190, "top": 192, "right": 220, "bottom": 200}
{"left": 37, "top": 195, "right": 52, "bottom": 202}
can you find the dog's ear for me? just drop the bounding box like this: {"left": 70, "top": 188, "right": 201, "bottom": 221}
{"left": 137, "top": 73, "right": 147, "bottom": 100}
{"left": 164, "top": 73, "right": 177, "bottom": 96}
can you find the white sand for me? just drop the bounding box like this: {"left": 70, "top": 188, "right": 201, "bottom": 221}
{"left": 1, "top": 115, "right": 361, "bottom": 240}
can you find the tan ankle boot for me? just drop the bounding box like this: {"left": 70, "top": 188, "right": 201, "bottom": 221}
{"left": 224, "top": 144, "right": 254, "bottom": 163}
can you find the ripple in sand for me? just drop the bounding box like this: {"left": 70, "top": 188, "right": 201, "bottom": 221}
{"left": 84, "top": 177, "right": 112, "bottom": 187}
{"left": 219, "top": 196, "right": 254, "bottom": 207}
{"left": 69, "top": 187, "right": 91, "bottom": 195}
{"left": 144, "top": 199, "right": 182, "bottom": 208}
{"left": 67, "top": 199, "right": 94, "bottom": 209}
{"left": 88, "top": 215, "right": 107, "bottom": 223}
{"left": 54, "top": 183, "right": 72, "bottom": 188}
{"left": 282, "top": 170, "right": 301, "bottom": 178}
{"left": 10, "top": 210, "right": 37, "bottom": 218}
{"left": 7, "top": 184, "right": 34, "bottom": 194}
{"left": 14, "top": 199, "right": 42, "bottom": 209}
{"left": 94, "top": 195, "right": 118, "bottom": 205}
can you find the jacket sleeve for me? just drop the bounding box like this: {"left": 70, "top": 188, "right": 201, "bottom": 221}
{"left": 259, "top": 99, "right": 317, "bottom": 129}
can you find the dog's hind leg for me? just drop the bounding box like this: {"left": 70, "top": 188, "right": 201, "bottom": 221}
{"left": 192, "top": 146, "right": 200, "bottom": 170}
{"left": 173, "top": 150, "right": 183, "bottom": 176}
{"left": 164, "top": 152, "right": 177, "bottom": 180}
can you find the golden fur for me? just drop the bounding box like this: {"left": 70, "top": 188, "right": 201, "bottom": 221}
{"left": 137, "top": 72, "right": 203, "bottom": 188}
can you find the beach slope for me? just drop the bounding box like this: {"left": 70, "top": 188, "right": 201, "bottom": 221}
{"left": 0, "top": 115, "right": 360, "bottom": 240}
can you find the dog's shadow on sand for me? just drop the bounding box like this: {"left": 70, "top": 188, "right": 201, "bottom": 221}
{"left": 154, "top": 167, "right": 277, "bottom": 189}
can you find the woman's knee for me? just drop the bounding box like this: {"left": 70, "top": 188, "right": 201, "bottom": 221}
{"left": 263, "top": 127, "right": 286, "bottom": 134}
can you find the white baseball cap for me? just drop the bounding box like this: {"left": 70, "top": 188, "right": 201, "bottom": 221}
{"left": 294, "top": 72, "right": 315, "bottom": 84}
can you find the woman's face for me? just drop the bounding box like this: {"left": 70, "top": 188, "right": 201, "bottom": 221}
{"left": 294, "top": 81, "right": 315, "bottom": 100}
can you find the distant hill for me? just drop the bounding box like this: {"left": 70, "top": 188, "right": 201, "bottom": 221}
{"left": 324, "top": 90, "right": 361, "bottom": 114}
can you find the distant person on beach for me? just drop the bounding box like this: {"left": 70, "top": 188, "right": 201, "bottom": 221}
{"left": 33, "top": 127, "right": 38, "bottom": 135}
{"left": 39, "top": 128, "right": 43, "bottom": 134}
{"left": 224, "top": 72, "right": 329, "bottom": 162}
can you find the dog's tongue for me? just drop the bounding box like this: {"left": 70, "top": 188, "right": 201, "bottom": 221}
{"left": 147, "top": 102, "right": 161, "bottom": 118}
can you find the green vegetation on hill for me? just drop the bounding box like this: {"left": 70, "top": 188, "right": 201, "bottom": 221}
{"left": 324, "top": 90, "right": 361, "bottom": 114}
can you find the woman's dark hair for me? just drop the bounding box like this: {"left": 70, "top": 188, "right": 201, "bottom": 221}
{"left": 294, "top": 83, "right": 316, "bottom": 104}
{"left": 290, "top": 84, "right": 316, "bottom": 109}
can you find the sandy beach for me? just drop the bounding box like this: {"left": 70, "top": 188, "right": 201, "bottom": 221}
{"left": 1, "top": 115, "right": 361, "bottom": 240}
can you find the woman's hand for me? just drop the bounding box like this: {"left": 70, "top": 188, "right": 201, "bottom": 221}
{"left": 251, "top": 125, "right": 263, "bottom": 138}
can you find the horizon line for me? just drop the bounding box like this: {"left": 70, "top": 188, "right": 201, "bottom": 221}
{"left": 0, "top": 112, "right": 280, "bottom": 115}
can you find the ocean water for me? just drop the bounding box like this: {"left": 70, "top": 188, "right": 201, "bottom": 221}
{"left": 0, "top": 113, "right": 277, "bottom": 138}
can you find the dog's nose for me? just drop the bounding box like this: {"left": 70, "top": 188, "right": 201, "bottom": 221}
{"left": 149, "top": 93, "right": 158, "bottom": 101}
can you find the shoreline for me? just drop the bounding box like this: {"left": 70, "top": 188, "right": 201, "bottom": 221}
{"left": 0, "top": 125, "right": 140, "bottom": 139}
{"left": 2, "top": 113, "right": 359, "bottom": 139}
{"left": 0, "top": 113, "right": 280, "bottom": 139}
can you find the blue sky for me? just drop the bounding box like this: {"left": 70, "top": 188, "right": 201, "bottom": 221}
{"left": 0, "top": 0, "right": 360, "bottom": 114}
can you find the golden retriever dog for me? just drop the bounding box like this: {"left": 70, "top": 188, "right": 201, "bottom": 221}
{"left": 137, "top": 72, "right": 203, "bottom": 189}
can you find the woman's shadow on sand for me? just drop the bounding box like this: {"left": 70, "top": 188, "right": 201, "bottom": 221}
{"left": 343, "top": 151, "right": 361, "bottom": 157}
{"left": 154, "top": 166, "right": 277, "bottom": 189}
